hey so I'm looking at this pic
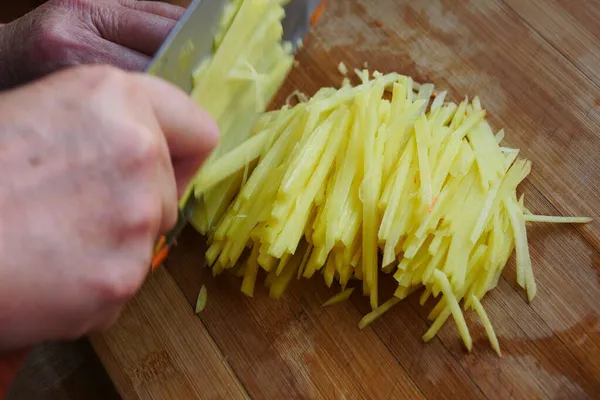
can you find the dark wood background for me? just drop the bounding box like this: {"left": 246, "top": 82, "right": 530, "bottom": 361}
{"left": 0, "top": 1, "right": 44, "bottom": 22}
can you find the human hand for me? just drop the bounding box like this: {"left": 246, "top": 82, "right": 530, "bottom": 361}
{"left": 0, "top": 65, "right": 218, "bottom": 350}
{"left": 0, "top": 0, "right": 185, "bottom": 89}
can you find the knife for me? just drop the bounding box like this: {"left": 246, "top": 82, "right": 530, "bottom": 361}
{"left": 149, "top": 0, "right": 326, "bottom": 269}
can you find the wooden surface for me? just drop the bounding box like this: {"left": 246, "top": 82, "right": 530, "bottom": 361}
{"left": 91, "top": 0, "right": 600, "bottom": 398}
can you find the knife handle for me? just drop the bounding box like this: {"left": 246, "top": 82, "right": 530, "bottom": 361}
{"left": 151, "top": 235, "right": 170, "bottom": 271}
{"left": 311, "top": 0, "right": 327, "bottom": 26}
{"left": 151, "top": 201, "right": 193, "bottom": 270}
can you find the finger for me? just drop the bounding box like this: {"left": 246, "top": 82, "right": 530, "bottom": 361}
{"left": 172, "top": 158, "right": 206, "bottom": 198}
{"left": 119, "top": 108, "right": 179, "bottom": 235}
{"left": 133, "top": 74, "right": 219, "bottom": 197}
{"left": 137, "top": 74, "right": 220, "bottom": 160}
{"left": 154, "top": 130, "right": 180, "bottom": 232}
{"left": 93, "top": 5, "right": 178, "bottom": 56}
{"left": 78, "top": 36, "right": 150, "bottom": 71}
{"left": 120, "top": 0, "right": 186, "bottom": 21}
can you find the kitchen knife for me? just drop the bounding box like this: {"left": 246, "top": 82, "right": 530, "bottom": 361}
{"left": 148, "top": 0, "right": 326, "bottom": 269}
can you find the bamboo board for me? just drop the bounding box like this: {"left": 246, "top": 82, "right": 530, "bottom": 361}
{"left": 92, "top": 1, "right": 600, "bottom": 398}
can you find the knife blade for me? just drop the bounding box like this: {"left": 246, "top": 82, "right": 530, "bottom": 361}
{"left": 147, "top": 0, "right": 226, "bottom": 94}
{"left": 149, "top": 0, "right": 326, "bottom": 269}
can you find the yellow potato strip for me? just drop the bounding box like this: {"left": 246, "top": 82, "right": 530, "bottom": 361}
{"left": 188, "top": 17, "right": 593, "bottom": 353}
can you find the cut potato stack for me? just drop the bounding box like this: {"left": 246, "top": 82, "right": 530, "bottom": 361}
{"left": 180, "top": 0, "right": 295, "bottom": 225}
{"left": 191, "top": 69, "right": 590, "bottom": 355}
{"left": 180, "top": 0, "right": 591, "bottom": 355}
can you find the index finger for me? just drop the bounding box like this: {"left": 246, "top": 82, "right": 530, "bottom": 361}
{"left": 134, "top": 74, "right": 220, "bottom": 190}
{"left": 121, "top": 0, "right": 186, "bottom": 20}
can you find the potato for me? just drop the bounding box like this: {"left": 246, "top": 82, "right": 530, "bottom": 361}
{"left": 182, "top": 0, "right": 295, "bottom": 231}
{"left": 178, "top": 0, "right": 590, "bottom": 355}
{"left": 193, "top": 68, "right": 591, "bottom": 354}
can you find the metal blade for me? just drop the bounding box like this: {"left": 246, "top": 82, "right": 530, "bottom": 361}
{"left": 147, "top": 0, "right": 229, "bottom": 94}
{"left": 282, "top": 0, "right": 323, "bottom": 49}
{"left": 149, "top": 0, "right": 323, "bottom": 266}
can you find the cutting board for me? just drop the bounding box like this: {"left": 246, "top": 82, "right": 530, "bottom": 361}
{"left": 90, "top": 0, "right": 600, "bottom": 398}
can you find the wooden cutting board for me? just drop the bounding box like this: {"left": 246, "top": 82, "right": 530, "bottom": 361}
{"left": 91, "top": 0, "right": 600, "bottom": 398}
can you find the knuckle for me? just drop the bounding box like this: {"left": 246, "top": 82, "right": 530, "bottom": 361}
{"left": 31, "top": 16, "right": 72, "bottom": 64}
{"left": 108, "top": 276, "right": 141, "bottom": 303}
{"left": 95, "top": 264, "right": 145, "bottom": 303}
{"left": 124, "top": 195, "right": 163, "bottom": 236}
{"left": 114, "top": 123, "right": 162, "bottom": 169}
{"left": 134, "top": 129, "right": 163, "bottom": 165}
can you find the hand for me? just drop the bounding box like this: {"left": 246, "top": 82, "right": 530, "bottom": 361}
{"left": 0, "top": 0, "right": 185, "bottom": 89}
{"left": 0, "top": 65, "right": 218, "bottom": 350}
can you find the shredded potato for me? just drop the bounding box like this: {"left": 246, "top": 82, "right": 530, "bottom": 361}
{"left": 338, "top": 61, "right": 349, "bottom": 76}
{"left": 195, "top": 285, "right": 208, "bottom": 314}
{"left": 183, "top": 1, "right": 591, "bottom": 355}
{"left": 322, "top": 288, "right": 355, "bottom": 307}
{"left": 191, "top": 69, "right": 591, "bottom": 354}
{"left": 471, "top": 295, "right": 501, "bottom": 356}
{"left": 182, "top": 0, "right": 295, "bottom": 232}
{"left": 524, "top": 215, "right": 592, "bottom": 224}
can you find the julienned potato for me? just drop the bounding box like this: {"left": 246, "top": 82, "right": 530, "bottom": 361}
{"left": 183, "top": 0, "right": 590, "bottom": 356}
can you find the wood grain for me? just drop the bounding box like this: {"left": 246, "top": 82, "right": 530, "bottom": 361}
{"left": 166, "top": 231, "right": 425, "bottom": 399}
{"left": 90, "top": 268, "right": 248, "bottom": 400}
{"left": 94, "top": 0, "right": 600, "bottom": 399}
